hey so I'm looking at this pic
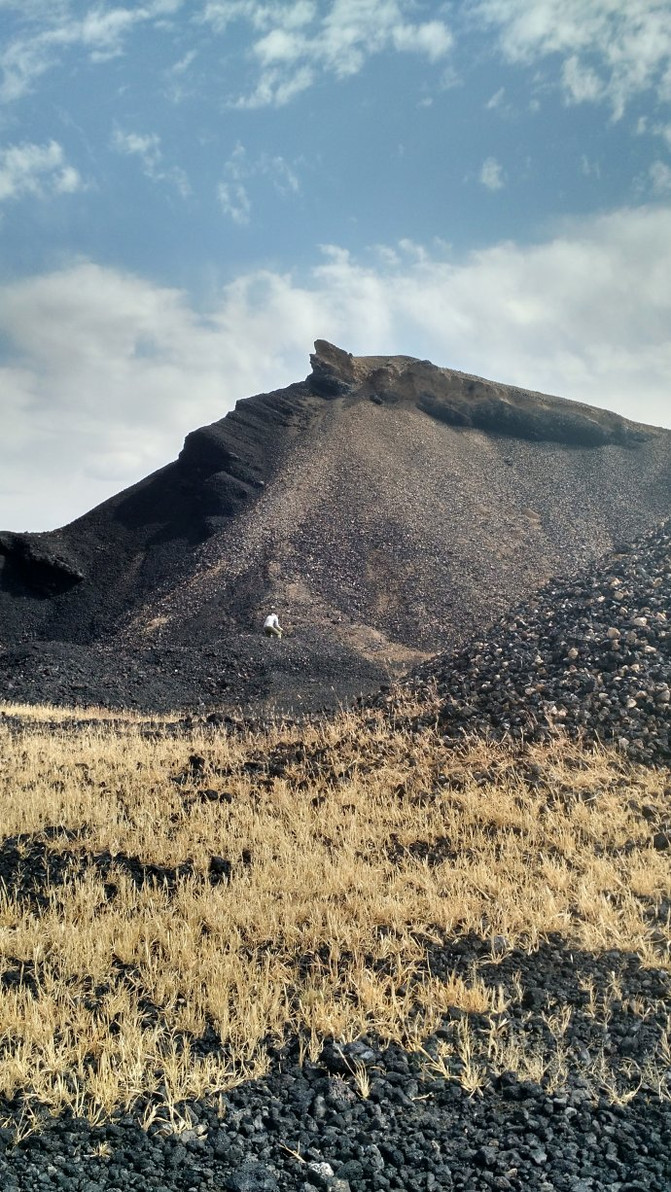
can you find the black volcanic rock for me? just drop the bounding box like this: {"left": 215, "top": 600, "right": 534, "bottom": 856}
{"left": 308, "top": 339, "right": 358, "bottom": 397}
{"left": 1, "top": 341, "right": 671, "bottom": 711}
{"left": 0, "top": 377, "right": 318, "bottom": 645}
{"left": 0, "top": 531, "right": 85, "bottom": 596}
{"left": 1, "top": 939, "right": 671, "bottom": 1190}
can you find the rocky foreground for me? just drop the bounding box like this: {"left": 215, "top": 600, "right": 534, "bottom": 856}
{"left": 1, "top": 939, "right": 670, "bottom": 1192}
{"left": 0, "top": 708, "right": 670, "bottom": 1191}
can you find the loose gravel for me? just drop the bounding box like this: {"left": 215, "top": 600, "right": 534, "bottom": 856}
{"left": 0, "top": 630, "right": 384, "bottom": 716}
{"left": 402, "top": 519, "right": 671, "bottom": 765}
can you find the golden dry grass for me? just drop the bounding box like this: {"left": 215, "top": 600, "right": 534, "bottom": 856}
{"left": 0, "top": 701, "right": 171, "bottom": 724}
{"left": 0, "top": 694, "right": 669, "bottom": 1124}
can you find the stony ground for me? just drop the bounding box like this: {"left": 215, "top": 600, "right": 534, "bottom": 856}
{"left": 0, "top": 630, "right": 386, "bottom": 716}
{"left": 0, "top": 694, "right": 669, "bottom": 1191}
{"left": 1, "top": 938, "right": 670, "bottom": 1191}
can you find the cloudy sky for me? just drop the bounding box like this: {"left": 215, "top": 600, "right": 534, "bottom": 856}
{"left": 1, "top": 0, "right": 671, "bottom": 530}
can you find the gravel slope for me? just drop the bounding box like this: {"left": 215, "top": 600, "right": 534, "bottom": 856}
{"left": 0, "top": 630, "right": 386, "bottom": 715}
{"left": 400, "top": 519, "right": 671, "bottom": 765}
{"left": 2, "top": 519, "right": 671, "bottom": 1188}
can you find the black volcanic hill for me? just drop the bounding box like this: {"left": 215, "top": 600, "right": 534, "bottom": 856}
{"left": 1, "top": 340, "right": 671, "bottom": 712}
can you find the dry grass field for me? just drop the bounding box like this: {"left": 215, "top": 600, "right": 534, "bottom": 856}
{"left": 0, "top": 695, "right": 670, "bottom": 1133}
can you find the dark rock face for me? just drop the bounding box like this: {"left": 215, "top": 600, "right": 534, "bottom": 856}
{"left": 0, "top": 532, "right": 84, "bottom": 597}
{"left": 1, "top": 341, "right": 671, "bottom": 712}
{"left": 416, "top": 381, "right": 646, "bottom": 447}
{"left": 308, "top": 340, "right": 357, "bottom": 397}
{"left": 0, "top": 379, "right": 317, "bottom": 645}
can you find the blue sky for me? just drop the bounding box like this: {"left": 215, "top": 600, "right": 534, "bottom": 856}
{"left": 1, "top": 0, "right": 671, "bottom": 530}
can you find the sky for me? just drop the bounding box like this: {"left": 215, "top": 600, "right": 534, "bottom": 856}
{"left": 1, "top": 0, "right": 671, "bottom": 531}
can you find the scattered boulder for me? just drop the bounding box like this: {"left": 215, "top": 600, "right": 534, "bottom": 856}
{"left": 224, "top": 1162, "right": 279, "bottom": 1191}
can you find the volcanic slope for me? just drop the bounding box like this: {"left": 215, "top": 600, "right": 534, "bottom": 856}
{"left": 2, "top": 340, "right": 671, "bottom": 711}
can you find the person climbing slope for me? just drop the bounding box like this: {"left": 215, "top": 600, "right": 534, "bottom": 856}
{"left": 263, "top": 611, "right": 283, "bottom": 639}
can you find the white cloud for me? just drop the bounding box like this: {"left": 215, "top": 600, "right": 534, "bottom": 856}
{"left": 650, "top": 159, "right": 671, "bottom": 193}
{"left": 0, "top": 139, "right": 83, "bottom": 201}
{"left": 1, "top": 0, "right": 451, "bottom": 108}
{"left": 391, "top": 21, "right": 453, "bottom": 61}
{"left": 474, "top": 0, "right": 671, "bottom": 118}
{"left": 239, "top": 64, "right": 315, "bottom": 107}
{"left": 2, "top": 203, "right": 671, "bottom": 530}
{"left": 0, "top": 1, "right": 184, "bottom": 102}
{"left": 221, "top": 140, "right": 247, "bottom": 181}
{"left": 112, "top": 128, "right": 162, "bottom": 170}
{"left": 170, "top": 48, "right": 197, "bottom": 74}
{"left": 203, "top": 0, "right": 453, "bottom": 107}
{"left": 111, "top": 127, "right": 190, "bottom": 195}
{"left": 163, "top": 46, "right": 201, "bottom": 101}
{"left": 263, "top": 153, "right": 300, "bottom": 196}
{"left": 200, "top": 1, "right": 288, "bottom": 35}
{"left": 638, "top": 118, "right": 671, "bottom": 154}
{"left": 218, "top": 180, "right": 252, "bottom": 224}
{"left": 217, "top": 142, "right": 299, "bottom": 223}
{"left": 479, "top": 155, "right": 505, "bottom": 189}
{"left": 254, "top": 27, "right": 305, "bottom": 66}
{"left": 561, "top": 53, "right": 603, "bottom": 104}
